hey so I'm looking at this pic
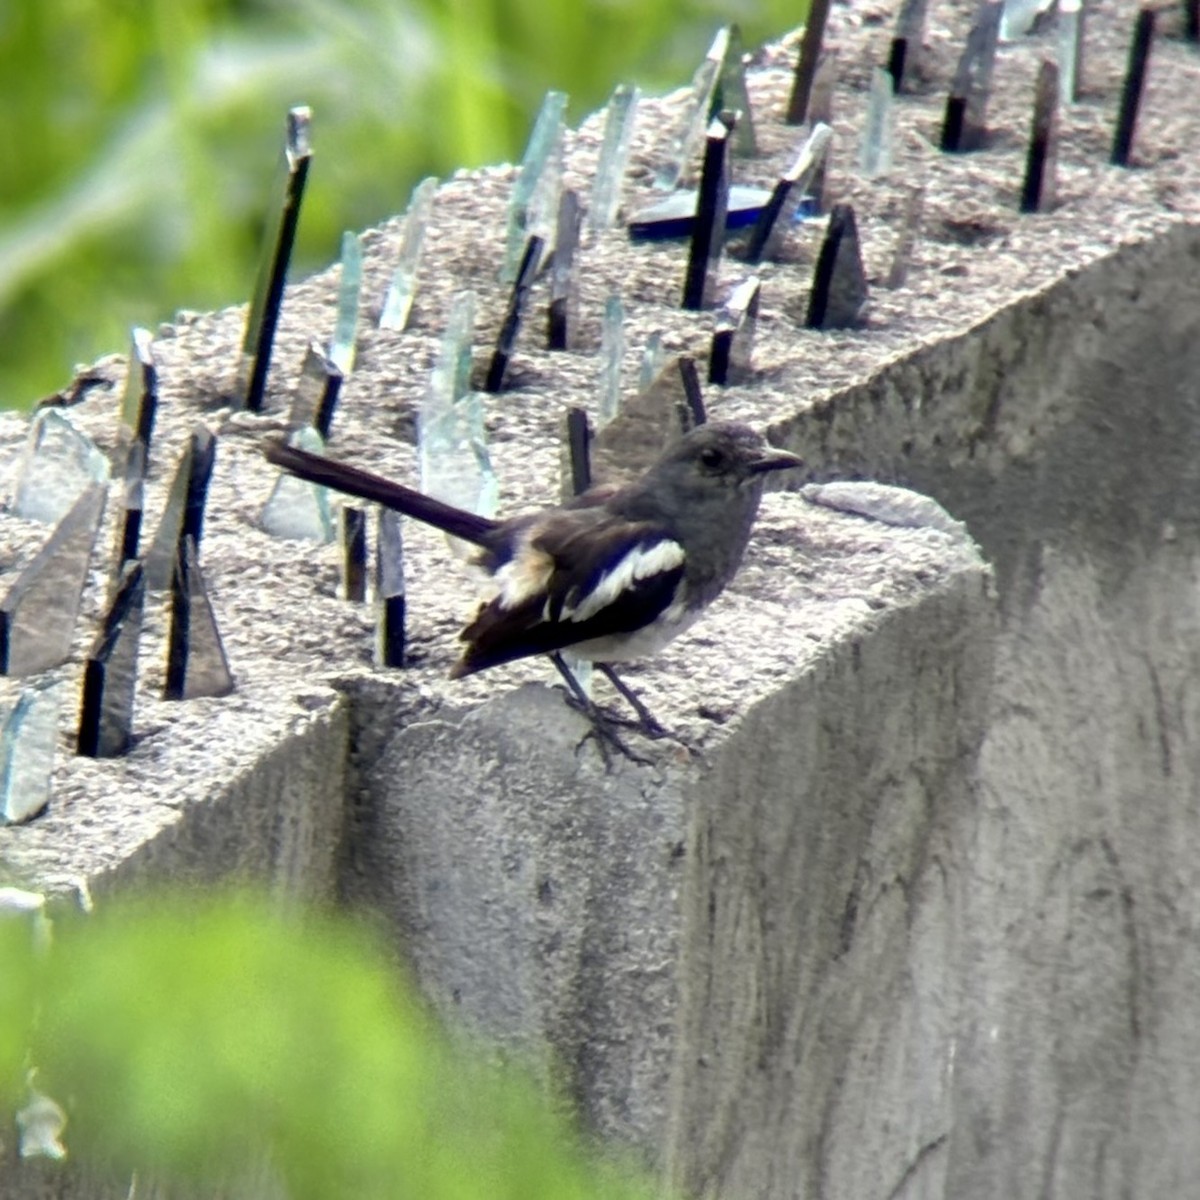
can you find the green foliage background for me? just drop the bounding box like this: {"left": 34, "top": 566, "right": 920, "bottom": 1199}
{"left": 0, "top": 0, "right": 801, "bottom": 410}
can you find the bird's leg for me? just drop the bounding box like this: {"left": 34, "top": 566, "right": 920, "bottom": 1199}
{"left": 550, "top": 653, "right": 651, "bottom": 767}
{"left": 596, "top": 664, "right": 668, "bottom": 739}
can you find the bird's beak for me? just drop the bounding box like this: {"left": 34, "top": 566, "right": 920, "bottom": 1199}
{"left": 749, "top": 445, "right": 805, "bottom": 475}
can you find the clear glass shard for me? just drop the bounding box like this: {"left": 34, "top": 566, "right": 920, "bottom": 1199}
{"left": 682, "top": 116, "right": 733, "bottom": 311}
{"left": 427, "top": 291, "right": 476, "bottom": 420}
{"left": 261, "top": 426, "right": 334, "bottom": 542}
{"left": 503, "top": 91, "right": 568, "bottom": 283}
{"left": 144, "top": 425, "right": 217, "bottom": 591}
{"left": 0, "top": 682, "right": 61, "bottom": 825}
{"left": 708, "top": 276, "right": 761, "bottom": 386}
{"left": 656, "top": 28, "right": 727, "bottom": 191}
{"left": 239, "top": 106, "right": 313, "bottom": 412}
{"left": 885, "top": 183, "right": 926, "bottom": 288}
{"left": 119, "top": 326, "right": 158, "bottom": 459}
{"left": 715, "top": 24, "right": 756, "bottom": 157}
{"left": 744, "top": 123, "right": 833, "bottom": 263}
{"left": 16, "top": 1085, "right": 67, "bottom": 1160}
{"left": 329, "top": 230, "right": 364, "bottom": 375}
{"left": 589, "top": 84, "right": 641, "bottom": 234}
{"left": 420, "top": 391, "right": 498, "bottom": 523}
{"left": 1000, "top": 0, "right": 1053, "bottom": 39}
{"left": 0, "top": 484, "right": 107, "bottom": 677}
{"left": 860, "top": 68, "right": 894, "bottom": 179}
{"left": 805, "top": 204, "right": 868, "bottom": 330}
{"left": 12, "top": 409, "right": 110, "bottom": 525}
{"left": 375, "top": 510, "right": 406, "bottom": 668}
{"left": 77, "top": 561, "right": 145, "bottom": 759}
{"left": 380, "top": 176, "right": 438, "bottom": 331}
{"left": 1057, "top": 0, "right": 1085, "bottom": 105}
{"left": 164, "top": 535, "right": 234, "bottom": 701}
{"left": 561, "top": 654, "right": 593, "bottom": 700}
{"left": 289, "top": 341, "right": 344, "bottom": 440}
{"left": 639, "top": 332, "right": 666, "bottom": 394}
{"left": 598, "top": 293, "right": 625, "bottom": 427}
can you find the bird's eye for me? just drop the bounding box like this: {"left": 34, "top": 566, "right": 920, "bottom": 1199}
{"left": 698, "top": 447, "right": 724, "bottom": 470}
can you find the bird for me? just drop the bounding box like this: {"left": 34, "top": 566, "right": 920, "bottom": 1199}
{"left": 263, "top": 421, "right": 803, "bottom": 757}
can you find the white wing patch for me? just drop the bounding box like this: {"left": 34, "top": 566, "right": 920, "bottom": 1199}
{"left": 493, "top": 531, "right": 555, "bottom": 610}
{"left": 563, "top": 539, "right": 685, "bottom": 623}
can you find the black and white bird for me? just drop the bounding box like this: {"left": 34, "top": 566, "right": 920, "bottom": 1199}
{"left": 264, "top": 421, "right": 802, "bottom": 747}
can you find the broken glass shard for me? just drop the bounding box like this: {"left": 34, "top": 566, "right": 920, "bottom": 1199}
{"left": 708, "top": 276, "right": 761, "bottom": 386}
{"left": 145, "top": 424, "right": 217, "bottom": 591}
{"left": 420, "top": 390, "right": 498, "bottom": 524}
{"left": 655, "top": 27, "right": 727, "bottom": 191}
{"left": 628, "top": 185, "right": 773, "bottom": 242}
{"left": 712, "top": 24, "right": 756, "bottom": 157}
{"left": 564, "top": 406, "right": 592, "bottom": 498}
{"left": 261, "top": 426, "right": 334, "bottom": 542}
{"left": 885, "top": 183, "right": 925, "bottom": 289}
{"left": 860, "top": 68, "right": 894, "bottom": 179}
{"left": 1111, "top": 8, "right": 1155, "bottom": 168}
{"left": 0, "top": 682, "right": 60, "bottom": 825}
{"left": 787, "top": 0, "right": 832, "bottom": 124}
{"left": 1057, "top": 0, "right": 1086, "bottom": 105}
{"left": 164, "top": 535, "right": 234, "bottom": 701}
{"left": 678, "top": 356, "right": 707, "bottom": 429}
{"left": 428, "top": 291, "right": 476, "bottom": 413}
{"left": 375, "top": 510, "right": 406, "bottom": 668}
{"left": 16, "top": 1086, "right": 67, "bottom": 1160}
{"left": 113, "top": 439, "right": 145, "bottom": 570}
{"left": 1020, "top": 60, "right": 1059, "bottom": 213}
{"left": 941, "top": 2, "right": 1003, "bottom": 152}
{"left": 342, "top": 507, "right": 367, "bottom": 602}
{"left": 504, "top": 91, "right": 567, "bottom": 283}
{"left": 119, "top": 326, "right": 158, "bottom": 461}
{"left": 598, "top": 293, "right": 625, "bottom": 427}
{"left": 1000, "top": 0, "right": 1053, "bottom": 40}
{"left": 639, "top": 332, "right": 665, "bottom": 394}
{"left": 77, "top": 561, "right": 145, "bottom": 759}
{"left": 744, "top": 123, "right": 833, "bottom": 264}
{"left": 12, "top": 408, "right": 110, "bottom": 525}
{"left": 380, "top": 176, "right": 437, "bottom": 332}
{"left": 288, "top": 341, "right": 344, "bottom": 439}
{"left": 682, "top": 116, "right": 733, "bottom": 311}
{"left": 589, "top": 84, "right": 641, "bottom": 234}
{"left": 805, "top": 204, "right": 868, "bottom": 330}
{"left": 0, "top": 484, "right": 106, "bottom": 677}
{"left": 329, "top": 230, "right": 364, "bottom": 375}
{"left": 487, "top": 235, "right": 544, "bottom": 392}
{"left": 888, "top": 0, "right": 930, "bottom": 92}
{"left": 239, "top": 106, "right": 313, "bottom": 412}
{"left": 548, "top": 190, "right": 581, "bottom": 351}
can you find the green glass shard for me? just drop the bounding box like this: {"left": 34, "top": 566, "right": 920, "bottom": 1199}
{"left": 261, "top": 427, "right": 334, "bottom": 542}
{"left": 12, "top": 409, "right": 110, "bottom": 525}
{"left": 503, "top": 91, "right": 568, "bottom": 282}
{"left": 0, "top": 682, "right": 61, "bottom": 825}
{"left": 655, "top": 27, "right": 727, "bottom": 191}
{"left": 329, "top": 230, "right": 364, "bottom": 375}
{"left": 598, "top": 293, "right": 625, "bottom": 427}
{"left": 380, "top": 176, "right": 437, "bottom": 331}
{"left": 589, "top": 84, "right": 641, "bottom": 234}
{"left": 860, "top": 68, "right": 894, "bottom": 179}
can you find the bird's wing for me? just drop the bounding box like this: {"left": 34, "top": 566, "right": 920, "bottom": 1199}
{"left": 449, "top": 515, "right": 686, "bottom": 677}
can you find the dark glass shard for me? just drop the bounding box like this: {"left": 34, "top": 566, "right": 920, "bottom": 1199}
{"left": 288, "top": 341, "right": 344, "bottom": 439}
{"left": 13, "top": 409, "right": 110, "bottom": 525}
{"left": 1020, "top": 60, "right": 1059, "bottom": 213}
{"left": 1111, "top": 8, "right": 1155, "bottom": 168}
{"left": 145, "top": 425, "right": 217, "bottom": 591}
{"left": 743, "top": 124, "right": 832, "bottom": 263}
{"left": 164, "top": 536, "right": 234, "bottom": 701}
{"left": 885, "top": 183, "right": 926, "bottom": 288}
{"left": 708, "top": 277, "right": 761, "bottom": 386}
{"left": 888, "top": 0, "right": 930, "bottom": 92}
{"left": 565, "top": 407, "right": 592, "bottom": 497}
{"left": 628, "top": 184, "right": 773, "bottom": 242}
{"left": 486, "top": 235, "right": 544, "bottom": 392}
{"left": 787, "top": 0, "right": 832, "bottom": 124}
{"left": 113, "top": 438, "right": 146, "bottom": 571}
{"left": 547, "top": 189, "right": 581, "bottom": 351}
{"left": 342, "top": 507, "right": 367, "bottom": 603}
{"left": 940, "top": 2, "right": 1003, "bottom": 152}
{"left": 805, "top": 204, "right": 868, "bottom": 330}
{"left": 711, "top": 24, "right": 756, "bottom": 157}
{"left": 0, "top": 682, "right": 60, "bottom": 825}
{"left": 119, "top": 327, "right": 158, "bottom": 462}
{"left": 0, "top": 484, "right": 107, "bottom": 677}
{"left": 678, "top": 356, "right": 707, "bottom": 428}
{"left": 682, "top": 117, "right": 733, "bottom": 311}
{"left": 375, "top": 510, "right": 406, "bottom": 669}
{"left": 77, "top": 561, "right": 145, "bottom": 759}
{"left": 238, "top": 106, "right": 313, "bottom": 413}
{"left": 1187, "top": 0, "right": 1199, "bottom": 43}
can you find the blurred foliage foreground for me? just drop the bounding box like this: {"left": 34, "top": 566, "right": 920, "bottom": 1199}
{"left": 0, "top": 0, "right": 801, "bottom": 409}
{"left": 0, "top": 890, "right": 658, "bottom": 1198}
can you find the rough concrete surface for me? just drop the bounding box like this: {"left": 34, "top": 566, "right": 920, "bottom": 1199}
{"left": 4, "top": 0, "right": 1200, "bottom": 1195}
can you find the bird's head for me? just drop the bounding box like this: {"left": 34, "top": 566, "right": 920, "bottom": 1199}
{"left": 647, "top": 421, "right": 804, "bottom": 498}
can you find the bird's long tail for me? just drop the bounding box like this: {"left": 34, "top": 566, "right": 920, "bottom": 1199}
{"left": 263, "top": 439, "right": 500, "bottom": 547}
